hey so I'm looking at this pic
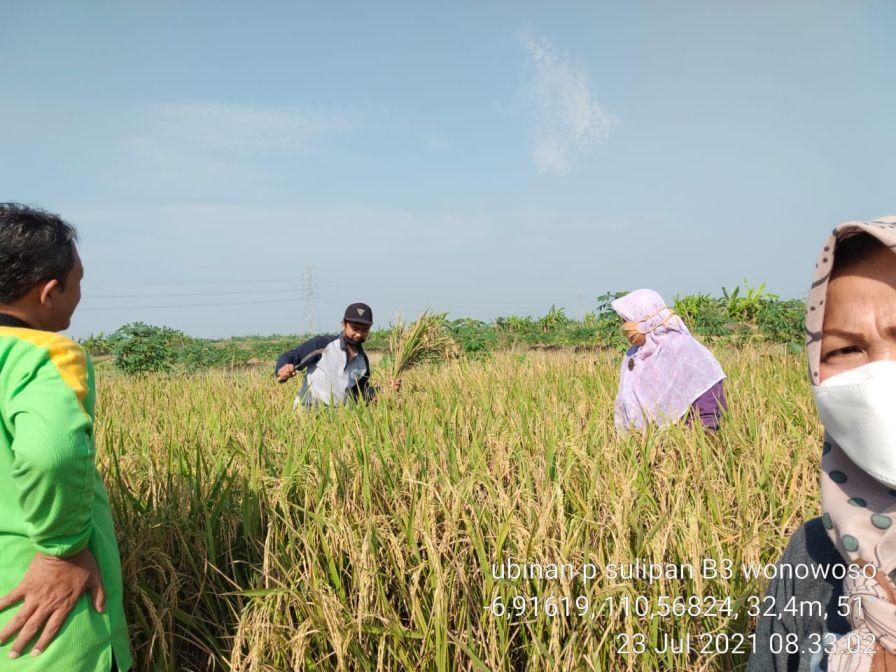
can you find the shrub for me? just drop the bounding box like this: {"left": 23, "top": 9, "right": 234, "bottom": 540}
{"left": 177, "top": 339, "right": 233, "bottom": 373}
{"left": 673, "top": 293, "right": 732, "bottom": 339}
{"left": 364, "top": 328, "right": 391, "bottom": 350}
{"left": 558, "top": 325, "right": 599, "bottom": 346}
{"left": 756, "top": 298, "right": 805, "bottom": 347}
{"left": 97, "top": 286, "right": 808, "bottom": 376}
{"left": 79, "top": 332, "right": 113, "bottom": 357}
{"left": 537, "top": 305, "right": 571, "bottom": 332}
{"left": 112, "top": 322, "right": 182, "bottom": 375}
{"left": 592, "top": 292, "right": 629, "bottom": 350}
{"left": 446, "top": 318, "right": 497, "bottom": 357}
{"left": 495, "top": 315, "right": 537, "bottom": 333}
{"left": 721, "top": 280, "right": 780, "bottom": 322}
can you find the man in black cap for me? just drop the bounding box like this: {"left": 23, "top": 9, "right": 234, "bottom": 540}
{"left": 274, "top": 302, "right": 398, "bottom": 407}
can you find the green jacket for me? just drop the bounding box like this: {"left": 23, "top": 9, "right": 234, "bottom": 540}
{"left": 0, "top": 318, "right": 131, "bottom": 671}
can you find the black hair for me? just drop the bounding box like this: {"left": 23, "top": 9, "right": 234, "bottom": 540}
{"left": 831, "top": 232, "right": 890, "bottom": 278}
{"left": 0, "top": 203, "right": 79, "bottom": 304}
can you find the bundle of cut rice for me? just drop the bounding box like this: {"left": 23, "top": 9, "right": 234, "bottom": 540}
{"left": 387, "top": 310, "right": 460, "bottom": 379}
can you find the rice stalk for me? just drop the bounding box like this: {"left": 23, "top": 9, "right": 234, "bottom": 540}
{"left": 387, "top": 310, "right": 460, "bottom": 379}
{"left": 91, "top": 345, "right": 819, "bottom": 671}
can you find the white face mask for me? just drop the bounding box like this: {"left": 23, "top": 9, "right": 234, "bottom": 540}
{"left": 813, "top": 360, "right": 896, "bottom": 488}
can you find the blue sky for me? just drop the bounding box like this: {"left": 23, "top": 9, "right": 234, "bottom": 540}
{"left": 2, "top": 2, "right": 894, "bottom": 338}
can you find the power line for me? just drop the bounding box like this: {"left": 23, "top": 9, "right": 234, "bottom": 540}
{"left": 308, "top": 289, "right": 562, "bottom": 311}
{"left": 304, "top": 278, "right": 583, "bottom": 310}
{"left": 80, "top": 290, "right": 560, "bottom": 315}
{"left": 83, "top": 277, "right": 571, "bottom": 311}
{"left": 85, "top": 278, "right": 297, "bottom": 287}
{"left": 78, "top": 296, "right": 305, "bottom": 311}
{"left": 78, "top": 271, "right": 580, "bottom": 316}
{"left": 86, "top": 287, "right": 303, "bottom": 300}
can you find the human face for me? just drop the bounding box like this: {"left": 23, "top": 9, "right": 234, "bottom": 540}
{"left": 819, "top": 246, "right": 896, "bottom": 383}
{"left": 343, "top": 320, "right": 371, "bottom": 344}
{"left": 41, "top": 248, "right": 83, "bottom": 331}
{"left": 622, "top": 321, "right": 646, "bottom": 347}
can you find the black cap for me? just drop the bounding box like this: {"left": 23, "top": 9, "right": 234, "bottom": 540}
{"left": 343, "top": 302, "right": 373, "bottom": 325}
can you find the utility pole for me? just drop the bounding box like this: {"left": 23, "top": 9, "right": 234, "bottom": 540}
{"left": 303, "top": 266, "right": 318, "bottom": 334}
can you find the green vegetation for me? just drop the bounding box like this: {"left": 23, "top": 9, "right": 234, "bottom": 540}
{"left": 80, "top": 282, "right": 806, "bottom": 374}
{"left": 97, "top": 345, "right": 819, "bottom": 671}
{"left": 109, "top": 322, "right": 186, "bottom": 375}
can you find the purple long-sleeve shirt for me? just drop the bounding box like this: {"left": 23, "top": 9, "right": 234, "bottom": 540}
{"left": 685, "top": 380, "right": 727, "bottom": 430}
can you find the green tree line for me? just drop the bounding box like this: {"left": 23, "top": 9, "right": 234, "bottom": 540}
{"left": 79, "top": 282, "right": 805, "bottom": 375}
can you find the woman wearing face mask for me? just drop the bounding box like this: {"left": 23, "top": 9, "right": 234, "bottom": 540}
{"left": 611, "top": 288, "right": 728, "bottom": 433}
{"left": 747, "top": 215, "right": 896, "bottom": 672}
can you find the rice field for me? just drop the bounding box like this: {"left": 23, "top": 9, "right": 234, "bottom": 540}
{"left": 96, "top": 345, "right": 822, "bottom": 671}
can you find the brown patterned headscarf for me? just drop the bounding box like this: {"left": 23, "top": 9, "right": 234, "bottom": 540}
{"left": 806, "top": 215, "right": 896, "bottom": 672}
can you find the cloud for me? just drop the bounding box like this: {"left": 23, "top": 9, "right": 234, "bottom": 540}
{"left": 117, "top": 101, "right": 353, "bottom": 197}
{"left": 148, "top": 101, "right": 350, "bottom": 156}
{"left": 519, "top": 33, "right": 617, "bottom": 174}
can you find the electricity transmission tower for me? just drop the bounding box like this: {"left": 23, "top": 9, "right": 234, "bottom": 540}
{"left": 303, "top": 266, "right": 319, "bottom": 334}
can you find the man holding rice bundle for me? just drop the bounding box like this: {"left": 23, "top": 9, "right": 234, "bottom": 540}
{"left": 275, "top": 302, "right": 400, "bottom": 408}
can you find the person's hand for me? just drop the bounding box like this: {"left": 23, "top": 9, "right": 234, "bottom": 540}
{"left": 388, "top": 378, "right": 402, "bottom": 391}
{"left": 0, "top": 548, "right": 105, "bottom": 659}
{"left": 276, "top": 363, "right": 297, "bottom": 383}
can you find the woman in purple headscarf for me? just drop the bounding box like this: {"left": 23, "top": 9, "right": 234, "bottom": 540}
{"left": 611, "top": 289, "right": 727, "bottom": 432}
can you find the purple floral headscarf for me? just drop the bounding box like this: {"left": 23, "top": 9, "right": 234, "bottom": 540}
{"left": 611, "top": 289, "right": 725, "bottom": 432}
